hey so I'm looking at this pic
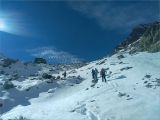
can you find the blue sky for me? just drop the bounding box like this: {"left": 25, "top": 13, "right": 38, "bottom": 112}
{"left": 0, "top": 0, "right": 159, "bottom": 63}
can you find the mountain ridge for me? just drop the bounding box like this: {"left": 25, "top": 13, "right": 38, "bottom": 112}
{"left": 115, "top": 21, "right": 160, "bottom": 54}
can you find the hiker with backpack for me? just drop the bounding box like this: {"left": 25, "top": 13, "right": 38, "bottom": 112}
{"left": 91, "top": 68, "right": 99, "bottom": 83}
{"left": 94, "top": 68, "right": 99, "bottom": 82}
{"left": 100, "top": 68, "right": 107, "bottom": 82}
{"left": 92, "top": 69, "right": 95, "bottom": 80}
{"left": 62, "top": 71, "right": 67, "bottom": 78}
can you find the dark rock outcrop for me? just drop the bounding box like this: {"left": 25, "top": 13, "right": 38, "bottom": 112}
{"left": 34, "top": 58, "right": 47, "bottom": 64}
{"left": 3, "top": 81, "right": 15, "bottom": 90}
{"left": 42, "top": 73, "right": 52, "bottom": 79}
{"left": 115, "top": 21, "right": 160, "bottom": 53}
{"left": 1, "top": 58, "right": 17, "bottom": 67}
{"left": 117, "top": 55, "right": 125, "bottom": 59}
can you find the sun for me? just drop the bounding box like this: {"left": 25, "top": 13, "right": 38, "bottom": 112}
{"left": 0, "top": 19, "right": 7, "bottom": 31}
{"left": 0, "top": 11, "right": 31, "bottom": 36}
{"left": 0, "top": 14, "right": 28, "bottom": 36}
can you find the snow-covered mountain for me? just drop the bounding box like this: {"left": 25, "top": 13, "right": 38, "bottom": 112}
{"left": 0, "top": 21, "right": 160, "bottom": 120}
{"left": 0, "top": 51, "right": 160, "bottom": 120}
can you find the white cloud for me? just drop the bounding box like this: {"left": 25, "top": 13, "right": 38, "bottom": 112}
{"left": 27, "top": 46, "right": 83, "bottom": 64}
{"left": 68, "top": 1, "right": 159, "bottom": 31}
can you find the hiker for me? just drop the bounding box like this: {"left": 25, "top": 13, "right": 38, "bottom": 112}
{"left": 94, "top": 68, "right": 99, "bottom": 82}
{"left": 62, "top": 71, "right": 67, "bottom": 78}
{"left": 100, "top": 68, "right": 107, "bottom": 82}
{"left": 91, "top": 69, "right": 95, "bottom": 80}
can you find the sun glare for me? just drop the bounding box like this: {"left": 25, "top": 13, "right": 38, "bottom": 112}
{"left": 0, "top": 19, "right": 6, "bottom": 31}
{"left": 0, "top": 12, "right": 29, "bottom": 36}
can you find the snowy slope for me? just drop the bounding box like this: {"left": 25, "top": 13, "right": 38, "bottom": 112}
{"left": 0, "top": 52, "right": 160, "bottom": 120}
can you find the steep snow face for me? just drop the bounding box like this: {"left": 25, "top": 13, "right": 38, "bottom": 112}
{"left": 1, "top": 52, "right": 160, "bottom": 120}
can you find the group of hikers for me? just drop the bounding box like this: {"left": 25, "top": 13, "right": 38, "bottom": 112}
{"left": 92, "top": 68, "right": 108, "bottom": 83}
{"left": 62, "top": 68, "right": 109, "bottom": 84}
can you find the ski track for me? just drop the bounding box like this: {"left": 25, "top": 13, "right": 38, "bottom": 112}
{"left": 73, "top": 80, "right": 119, "bottom": 120}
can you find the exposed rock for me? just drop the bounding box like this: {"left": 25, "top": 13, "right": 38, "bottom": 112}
{"left": 110, "top": 63, "right": 116, "bottom": 65}
{"left": 52, "top": 76, "right": 56, "bottom": 80}
{"left": 3, "top": 81, "right": 15, "bottom": 90}
{"left": 155, "top": 78, "right": 160, "bottom": 86}
{"left": 68, "top": 70, "right": 77, "bottom": 74}
{"left": 0, "top": 103, "right": 3, "bottom": 107}
{"left": 34, "top": 58, "right": 47, "bottom": 64}
{"left": 1, "top": 58, "right": 17, "bottom": 67}
{"left": 144, "top": 81, "right": 148, "bottom": 84}
{"left": 118, "top": 92, "right": 126, "bottom": 97}
{"left": 145, "top": 83, "right": 153, "bottom": 88}
{"left": 120, "top": 67, "right": 133, "bottom": 71}
{"left": 117, "top": 55, "right": 125, "bottom": 59}
{"left": 26, "top": 87, "right": 32, "bottom": 91}
{"left": 12, "top": 73, "right": 19, "bottom": 80}
{"left": 96, "top": 60, "right": 106, "bottom": 65}
{"left": 126, "top": 95, "right": 130, "bottom": 97}
{"left": 0, "top": 70, "right": 5, "bottom": 74}
{"left": 30, "top": 77, "right": 37, "bottom": 80}
{"left": 48, "top": 88, "right": 56, "bottom": 93}
{"left": 42, "top": 73, "right": 52, "bottom": 79}
{"left": 46, "top": 79, "right": 54, "bottom": 83}
{"left": 126, "top": 98, "right": 133, "bottom": 100}
{"left": 10, "top": 116, "right": 30, "bottom": 120}
{"left": 145, "top": 74, "right": 151, "bottom": 79}
{"left": 85, "top": 88, "right": 89, "bottom": 90}
{"left": 90, "top": 100, "right": 95, "bottom": 102}
{"left": 114, "top": 21, "right": 160, "bottom": 53}
{"left": 56, "top": 76, "right": 61, "bottom": 80}
{"left": 115, "top": 23, "right": 149, "bottom": 52}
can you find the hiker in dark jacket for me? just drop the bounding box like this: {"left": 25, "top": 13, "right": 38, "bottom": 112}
{"left": 94, "top": 68, "right": 99, "bottom": 82}
{"left": 100, "top": 68, "right": 107, "bottom": 82}
{"left": 92, "top": 69, "right": 95, "bottom": 80}
{"left": 62, "top": 71, "right": 67, "bottom": 78}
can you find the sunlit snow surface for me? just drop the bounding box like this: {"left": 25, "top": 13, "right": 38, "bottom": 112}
{"left": 0, "top": 52, "right": 160, "bottom": 120}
